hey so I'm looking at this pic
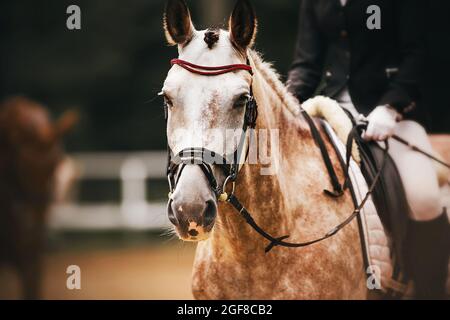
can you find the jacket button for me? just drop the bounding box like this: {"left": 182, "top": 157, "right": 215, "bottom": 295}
{"left": 340, "top": 30, "right": 348, "bottom": 38}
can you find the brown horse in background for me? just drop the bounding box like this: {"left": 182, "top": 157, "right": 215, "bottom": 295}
{"left": 0, "top": 97, "right": 77, "bottom": 299}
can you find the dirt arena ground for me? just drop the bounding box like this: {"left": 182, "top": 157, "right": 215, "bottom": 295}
{"left": 0, "top": 242, "right": 196, "bottom": 300}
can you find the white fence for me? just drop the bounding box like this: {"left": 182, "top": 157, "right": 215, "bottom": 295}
{"left": 48, "top": 152, "right": 170, "bottom": 231}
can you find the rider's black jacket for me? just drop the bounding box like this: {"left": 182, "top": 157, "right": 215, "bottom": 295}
{"left": 287, "top": 0, "right": 425, "bottom": 116}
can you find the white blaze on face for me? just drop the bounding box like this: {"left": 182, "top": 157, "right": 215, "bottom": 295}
{"left": 162, "top": 0, "right": 258, "bottom": 241}
{"left": 162, "top": 29, "right": 252, "bottom": 156}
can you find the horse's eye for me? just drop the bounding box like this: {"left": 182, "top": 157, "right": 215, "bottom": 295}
{"left": 164, "top": 95, "right": 173, "bottom": 108}
{"left": 233, "top": 94, "right": 249, "bottom": 109}
{"left": 159, "top": 91, "right": 173, "bottom": 108}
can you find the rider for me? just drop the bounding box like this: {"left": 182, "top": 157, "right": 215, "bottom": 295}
{"left": 287, "top": 0, "right": 449, "bottom": 299}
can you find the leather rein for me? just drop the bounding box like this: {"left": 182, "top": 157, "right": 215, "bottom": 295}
{"left": 165, "top": 58, "right": 389, "bottom": 253}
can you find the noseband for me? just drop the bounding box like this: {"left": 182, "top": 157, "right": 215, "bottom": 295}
{"left": 166, "top": 58, "right": 257, "bottom": 202}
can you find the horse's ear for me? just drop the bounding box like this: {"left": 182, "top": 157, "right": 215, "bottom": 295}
{"left": 229, "top": 0, "right": 257, "bottom": 50}
{"left": 54, "top": 110, "right": 79, "bottom": 138}
{"left": 164, "top": 0, "right": 195, "bottom": 46}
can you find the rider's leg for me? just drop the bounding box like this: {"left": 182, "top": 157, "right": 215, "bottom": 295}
{"left": 388, "top": 120, "right": 449, "bottom": 299}
{"left": 388, "top": 121, "right": 442, "bottom": 221}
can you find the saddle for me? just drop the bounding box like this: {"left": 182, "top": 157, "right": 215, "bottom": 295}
{"left": 303, "top": 96, "right": 412, "bottom": 297}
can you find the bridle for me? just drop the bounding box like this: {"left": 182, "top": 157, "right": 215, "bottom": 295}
{"left": 164, "top": 57, "right": 389, "bottom": 253}
{"left": 164, "top": 56, "right": 450, "bottom": 254}
{"left": 166, "top": 58, "right": 258, "bottom": 203}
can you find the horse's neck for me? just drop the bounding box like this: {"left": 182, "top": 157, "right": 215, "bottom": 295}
{"left": 211, "top": 59, "right": 317, "bottom": 256}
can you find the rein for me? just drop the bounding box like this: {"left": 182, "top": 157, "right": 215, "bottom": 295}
{"left": 228, "top": 123, "right": 389, "bottom": 253}
{"left": 164, "top": 57, "right": 438, "bottom": 253}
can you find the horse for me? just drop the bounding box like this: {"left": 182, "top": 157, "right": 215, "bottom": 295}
{"left": 161, "top": 0, "right": 376, "bottom": 299}
{"left": 0, "top": 96, "right": 77, "bottom": 299}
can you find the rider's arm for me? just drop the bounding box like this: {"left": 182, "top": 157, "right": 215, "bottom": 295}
{"left": 286, "top": 0, "right": 326, "bottom": 103}
{"left": 377, "top": 0, "right": 425, "bottom": 114}
{"left": 363, "top": 105, "right": 401, "bottom": 141}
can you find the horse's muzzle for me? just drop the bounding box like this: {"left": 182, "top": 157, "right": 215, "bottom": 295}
{"left": 168, "top": 196, "right": 217, "bottom": 241}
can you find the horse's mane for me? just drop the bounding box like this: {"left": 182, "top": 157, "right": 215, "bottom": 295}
{"left": 248, "top": 50, "right": 301, "bottom": 116}
{"left": 248, "top": 50, "right": 362, "bottom": 160}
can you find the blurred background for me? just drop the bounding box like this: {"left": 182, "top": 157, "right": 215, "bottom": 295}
{"left": 0, "top": 0, "right": 448, "bottom": 299}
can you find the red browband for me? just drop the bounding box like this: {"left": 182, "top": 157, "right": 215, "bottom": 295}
{"left": 171, "top": 59, "right": 253, "bottom": 76}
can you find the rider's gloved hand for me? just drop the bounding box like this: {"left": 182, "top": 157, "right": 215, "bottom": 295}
{"left": 363, "top": 105, "right": 400, "bottom": 141}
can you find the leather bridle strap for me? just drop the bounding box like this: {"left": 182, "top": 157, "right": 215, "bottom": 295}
{"left": 171, "top": 59, "right": 253, "bottom": 76}
{"left": 169, "top": 147, "right": 234, "bottom": 196}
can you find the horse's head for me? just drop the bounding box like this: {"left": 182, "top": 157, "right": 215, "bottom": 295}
{"left": 162, "top": 0, "right": 257, "bottom": 241}
{"left": 0, "top": 96, "right": 78, "bottom": 204}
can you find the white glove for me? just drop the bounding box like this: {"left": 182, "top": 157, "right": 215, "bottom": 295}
{"left": 363, "top": 106, "right": 400, "bottom": 141}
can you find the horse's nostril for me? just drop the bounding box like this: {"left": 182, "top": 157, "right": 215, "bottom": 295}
{"left": 203, "top": 200, "right": 217, "bottom": 227}
{"left": 188, "top": 229, "right": 199, "bottom": 237}
{"left": 167, "top": 200, "right": 179, "bottom": 226}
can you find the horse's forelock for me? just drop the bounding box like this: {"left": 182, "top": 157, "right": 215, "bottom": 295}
{"left": 204, "top": 28, "right": 220, "bottom": 49}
